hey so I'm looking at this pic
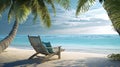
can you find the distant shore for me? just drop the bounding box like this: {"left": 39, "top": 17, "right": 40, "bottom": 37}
{"left": 0, "top": 47, "right": 120, "bottom": 67}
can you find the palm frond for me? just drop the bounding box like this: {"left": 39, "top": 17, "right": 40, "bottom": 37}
{"left": 55, "top": 0, "right": 70, "bottom": 9}
{"left": 38, "top": 0, "right": 51, "bottom": 27}
{"left": 0, "top": 0, "right": 11, "bottom": 17}
{"left": 8, "top": 1, "right": 15, "bottom": 23}
{"left": 99, "top": 0, "right": 104, "bottom": 3}
{"left": 76, "top": 0, "right": 95, "bottom": 16}
{"left": 13, "top": 0, "right": 31, "bottom": 23}
{"left": 30, "top": 0, "right": 39, "bottom": 23}
{"left": 103, "top": 0, "right": 120, "bottom": 35}
{"left": 45, "top": 0, "right": 56, "bottom": 16}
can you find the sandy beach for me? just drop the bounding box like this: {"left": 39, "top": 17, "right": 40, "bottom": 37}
{"left": 0, "top": 47, "right": 120, "bottom": 67}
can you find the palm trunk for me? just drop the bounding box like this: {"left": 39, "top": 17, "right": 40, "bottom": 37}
{"left": 103, "top": 0, "right": 120, "bottom": 35}
{"left": 0, "top": 20, "right": 19, "bottom": 53}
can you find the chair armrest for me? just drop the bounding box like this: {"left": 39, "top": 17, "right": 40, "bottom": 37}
{"left": 53, "top": 46, "right": 61, "bottom": 49}
{"left": 46, "top": 46, "right": 65, "bottom": 52}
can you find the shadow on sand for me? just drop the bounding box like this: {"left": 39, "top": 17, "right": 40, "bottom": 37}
{"left": 3, "top": 56, "right": 58, "bottom": 67}
{"left": 53, "top": 57, "right": 120, "bottom": 67}
{"left": 3, "top": 58, "right": 41, "bottom": 67}
{"left": 2, "top": 57, "right": 120, "bottom": 67}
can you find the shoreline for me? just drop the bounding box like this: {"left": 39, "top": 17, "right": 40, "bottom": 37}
{"left": 0, "top": 47, "right": 120, "bottom": 67}
{"left": 9, "top": 46, "right": 120, "bottom": 54}
{"left": 8, "top": 47, "right": 108, "bottom": 55}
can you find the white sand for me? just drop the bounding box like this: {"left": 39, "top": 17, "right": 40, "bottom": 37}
{"left": 0, "top": 47, "right": 120, "bottom": 67}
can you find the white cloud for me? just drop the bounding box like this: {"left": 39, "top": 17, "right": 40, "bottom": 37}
{"left": 77, "top": 7, "right": 110, "bottom": 21}
{"left": 48, "top": 25, "right": 118, "bottom": 34}
{"left": 87, "top": 26, "right": 117, "bottom": 34}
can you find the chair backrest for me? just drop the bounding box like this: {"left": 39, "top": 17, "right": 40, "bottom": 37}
{"left": 28, "top": 35, "right": 49, "bottom": 55}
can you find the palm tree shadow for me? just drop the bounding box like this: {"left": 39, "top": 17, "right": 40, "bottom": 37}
{"left": 3, "top": 56, "right": 58, "bottom": 67}
{"left": 3, "top": 58, "right": 41, "bottom": 67}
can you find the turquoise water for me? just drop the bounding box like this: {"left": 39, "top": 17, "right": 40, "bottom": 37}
{"left": 0, "top": 34, "right": 120, "bottom": 54}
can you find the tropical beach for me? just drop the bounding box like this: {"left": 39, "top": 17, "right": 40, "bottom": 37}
{"left": 0, "top": 34, "right": 120, "bottom": 67}
{"left": 0, "top": 0, "right": 120, "bottom": 67}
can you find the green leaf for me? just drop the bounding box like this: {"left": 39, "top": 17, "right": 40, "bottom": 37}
{"left": 45, "top": 0, "right": 56, "bottom": 16}
{"left": 76, "top": 0, "right": 95, "bottom": 16}
{"left": 55, "top": 0, "right": 70, "bottom": 9}
{"left": 38, "top": 0, "right": 51, "bottom": 27}
{"left": 0, "top": 0, "right": 11, "bottom": 16}
{"left": 14, "top": 0, "right": 31, "bottom": 23}
{"left": 103, "top": 0, "right": 120, "bottom": 35}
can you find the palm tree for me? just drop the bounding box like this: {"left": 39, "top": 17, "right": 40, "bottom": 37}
{"left": 0, "top": 0, "right": 70, "bottom": 53}
{"left": 76, "top": 0, "right": 120, "bottom": 35}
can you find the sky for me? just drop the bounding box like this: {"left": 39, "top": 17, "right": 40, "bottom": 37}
{"left": 0, "top": 0, "right": 118, "bottom": 35}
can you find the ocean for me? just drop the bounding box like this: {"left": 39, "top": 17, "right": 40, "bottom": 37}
{"left": 0, "top": 34, "right": 120, "bottom": 54}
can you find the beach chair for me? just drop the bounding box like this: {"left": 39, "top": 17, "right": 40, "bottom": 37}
{"left": 28, "top": 35, "right": 63, "bottom": 60}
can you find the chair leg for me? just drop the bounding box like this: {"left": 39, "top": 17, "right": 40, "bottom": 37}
{"left": 28, "top": 53, "right": 39, "bottom": 59}
{"left": 58, "top": 46, "right": 61, "bottom": 59}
